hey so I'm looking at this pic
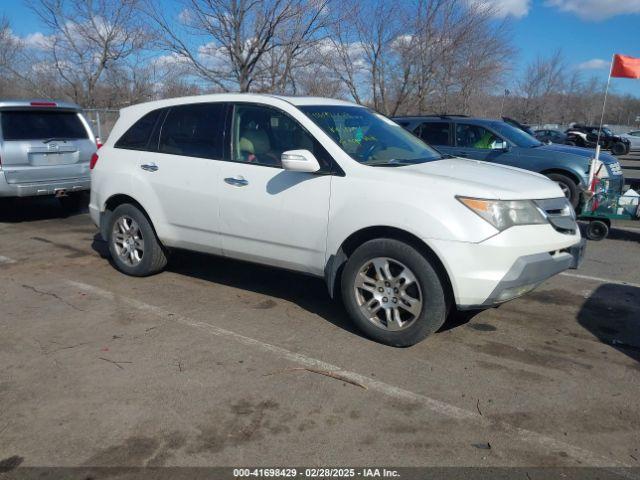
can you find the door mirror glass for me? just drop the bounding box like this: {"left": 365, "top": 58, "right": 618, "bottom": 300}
{"left": 281, "top": 149, "right": 320, "bottom": 173}
{"left": 492, "top": 139, "right": 509, "bottom": 150}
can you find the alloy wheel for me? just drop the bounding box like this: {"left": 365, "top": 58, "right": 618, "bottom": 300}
{"left": 353, "top": 257, "right": 423, "bottom": 331}
{"left": 112, "top": 215, "right": 144, "bottom": 266}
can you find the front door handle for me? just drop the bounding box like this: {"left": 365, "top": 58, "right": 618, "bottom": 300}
{"left": 141, "top": 163, "right": 158, "bottom": 172}
{"left": 224, "top": 176, "right": 248, "bottom": 187}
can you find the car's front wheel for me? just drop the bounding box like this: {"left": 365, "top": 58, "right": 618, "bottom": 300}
{"left": 341, "top": 238, "right": 448, "bottom": 347}
{"left": 545, "top": 173, "right": 579, "bottom": 209}
{"left": 107, "top": 203, "right": 167, "bottom": 276}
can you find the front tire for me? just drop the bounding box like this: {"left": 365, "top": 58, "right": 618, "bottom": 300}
{"left": 545, "top": 173, "right": 579, "bottom": 209}
{"left": 107, "top": 203, "right": 167, "bottom": 276}
{"left": 611, "top": 142, "right": 626, "bottom": 156}
{"left": 341, "top": 239, "right": 448, "bottom": 347}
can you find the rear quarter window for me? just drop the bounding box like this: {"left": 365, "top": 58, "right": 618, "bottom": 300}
{"left": 115, "top": 109, "right": 164, "bottom": 151}
{"left": 1, "top": 110, "right": 88, "bottom": 141}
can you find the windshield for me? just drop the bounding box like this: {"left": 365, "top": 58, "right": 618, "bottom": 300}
{"left": 490, "top": 121, "right": 542, "bottom": 148}
{"left": 602, "top": 127, "right": 614, "bottom": 136}
{"left": 299, "top": 105, "right": 442, "bottom": 166}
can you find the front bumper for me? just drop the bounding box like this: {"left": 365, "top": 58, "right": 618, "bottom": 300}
{"left": 0, "top": 172, "right": 90, "bottom": 198}
{"left": 428, "top": 224, "right": 585, "bottom": 309}
{"left": 465, "top": 238, "right": 586, "bottom": 308}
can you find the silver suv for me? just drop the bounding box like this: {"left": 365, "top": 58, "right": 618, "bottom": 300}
{"left": 0, "top": 100, "right": 97, "bottom": 207}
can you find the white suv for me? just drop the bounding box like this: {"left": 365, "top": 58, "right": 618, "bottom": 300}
{"left": 90, "top": 94, "right": 585, "bottom": 346}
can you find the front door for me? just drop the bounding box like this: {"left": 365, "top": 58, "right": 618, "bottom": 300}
{"left": 217, "top": 103, "right": 332, "bottom": 275}
{"left": 453, "top": 122, "right": 516, "bottom": 166}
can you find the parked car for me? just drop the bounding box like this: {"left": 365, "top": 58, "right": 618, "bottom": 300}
{"left": 0, "top": 100, "right": 97, "bottom": 208}
{"left": 393, "top": 115, "right": 624, "bottom": 208}
{"left": 619, "top": 130, "right": 640, "bottom": 151}
{"left": 534, "top": 129, "right": 568, "bottom": 145}
{"left": 565, "top": 124, "right": 630, "bottom": 155}
{"left": 90, "top": 94, "right": 584, "bottom": 347}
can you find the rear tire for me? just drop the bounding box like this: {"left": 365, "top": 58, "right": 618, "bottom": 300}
{"left": 340, "top": 238, "right": 448, "bottom": 347}
{"left": 586, "top": 220, "right": 609, "bottom": 241}
{"left": 107, "top": 203, "right": 167, "bottom": 276}
{"left": 545, "top": 173, "right": 579, "bottom": 209}
{"left": 611, "top": 142, "right": 626, "bottom": 156}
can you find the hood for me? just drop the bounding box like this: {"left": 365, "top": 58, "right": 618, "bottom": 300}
{"left": 399, "top": 157, "right": 564, "bottom": 200}
{"left": 535, "top": 143, "right": 618, "bottom": 164}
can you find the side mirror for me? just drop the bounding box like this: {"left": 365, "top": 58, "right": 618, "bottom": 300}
{"left": 492, "top": 140, "right": 509, "bottom": 151}
{"left": 281, "top": 149, "right": 320, "bottom": 173}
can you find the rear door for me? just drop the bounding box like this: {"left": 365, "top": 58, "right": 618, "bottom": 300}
{"left": 414, "top": 121, "right": 454, "bottom": 155}
{"left": 0, "top": 109, "right": 95, "bottom": 184}
{"left": 131, "top": 102, "right": 229, "bottom": 253}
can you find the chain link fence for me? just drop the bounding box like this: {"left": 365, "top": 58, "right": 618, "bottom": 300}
{"left": 82, "top": 108, "right": 120, "bottom": 142}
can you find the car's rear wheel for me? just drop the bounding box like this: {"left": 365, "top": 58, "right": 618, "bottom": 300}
{"left": 107, "top": 203, "right": 167, "bottom": 276}
{"left": 341, "top": 238, "right": 448, "bottom": 347}
{"left": 611, "top": 142, "right": 626, "bottom": 156}
{"left": 545, "top": 173, "right": 579, "bottom": 209}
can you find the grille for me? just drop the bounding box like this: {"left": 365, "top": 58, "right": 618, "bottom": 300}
{"left": 534, "top": 198, "right": 577, "bottom": 235}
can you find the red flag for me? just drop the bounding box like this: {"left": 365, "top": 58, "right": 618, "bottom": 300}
{"left": 611, "top": 54, "right": 640, "bottom": 79}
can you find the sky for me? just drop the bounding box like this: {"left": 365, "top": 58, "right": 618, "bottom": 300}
{"left": 1, "top": 0, "right": 640, "bottom": 97}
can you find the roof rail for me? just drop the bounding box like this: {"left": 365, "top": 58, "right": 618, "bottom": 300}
{"left": 392, "top": 114, "right": 469, "bottom": 119}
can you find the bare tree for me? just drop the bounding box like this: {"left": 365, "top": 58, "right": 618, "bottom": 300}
{"left": 28, "top": 0, "right": 150, "bottom": 107}
{"left": 146, "top": 0, "right": 332, "bottom": 93}
{"left": 515, "top": 50, "right": 566, "bottom": 123}
{"left": 323, "top": 0, "right": 512, "bottom": 116}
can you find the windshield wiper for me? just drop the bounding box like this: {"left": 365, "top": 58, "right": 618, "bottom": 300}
{"left": 43, "top": 137, "right": 70, "bottom": 143}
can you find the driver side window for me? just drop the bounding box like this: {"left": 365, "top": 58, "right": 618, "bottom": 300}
{"left": 232, "top": 104, "right": 328, "bottom": 169}
{"left": 456, "top": 124, "right": 501, "bottom": 149}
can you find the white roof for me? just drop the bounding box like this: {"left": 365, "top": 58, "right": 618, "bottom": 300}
{"left": 119, "top": 93, "right": 360, "bottom": 116}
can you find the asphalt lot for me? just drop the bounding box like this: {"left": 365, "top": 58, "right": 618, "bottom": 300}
{"left": 0, "top": 191, "right": 638, "bottom": 471}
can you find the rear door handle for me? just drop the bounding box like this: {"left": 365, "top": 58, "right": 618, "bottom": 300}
{"left": 141, "top": 163, "right": 158, "bottom": 172}
{"left": 224, "top": 176, "right": 248, "bottom": 187}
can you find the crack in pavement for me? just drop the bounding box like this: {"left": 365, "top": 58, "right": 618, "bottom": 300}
{"left": 22, "top": 284, "right": 84, "bottom": 311}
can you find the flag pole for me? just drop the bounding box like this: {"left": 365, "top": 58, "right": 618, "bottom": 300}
{"left": 589, "top": 55, "right": 614, "bottom": 191}
{"left": 595, "top": 55, "right": 614, "bottom": 162}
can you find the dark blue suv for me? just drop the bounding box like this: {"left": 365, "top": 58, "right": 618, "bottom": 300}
{"left": 393, "top": 115, "right": 624, "bottom": 208}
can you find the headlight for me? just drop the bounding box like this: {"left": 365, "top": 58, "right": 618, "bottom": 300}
{"left": 457, "top": 197, "right": 547, "bottom": 231}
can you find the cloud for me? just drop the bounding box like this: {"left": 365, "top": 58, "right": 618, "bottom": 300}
{"left": 471, "top": 0, "right": 531, "bottom": 18}
{"left": 22, "top": 32, "right": 53, "bottom": 49}
{"left": 545, "top": 0, "right": 640, "bottom": 20}
{"left": 197, "top": 42, "right": 229, "bottom": 70}
{"left": 152, "top": 53, "right": 191, "bottom": 67}
{"left": 577, "top": 58, "right": 611, "bottom": 70}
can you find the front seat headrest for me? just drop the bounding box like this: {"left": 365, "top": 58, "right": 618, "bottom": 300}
{"left": 239, "top": 129, "right": 270, "bottom": 155}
